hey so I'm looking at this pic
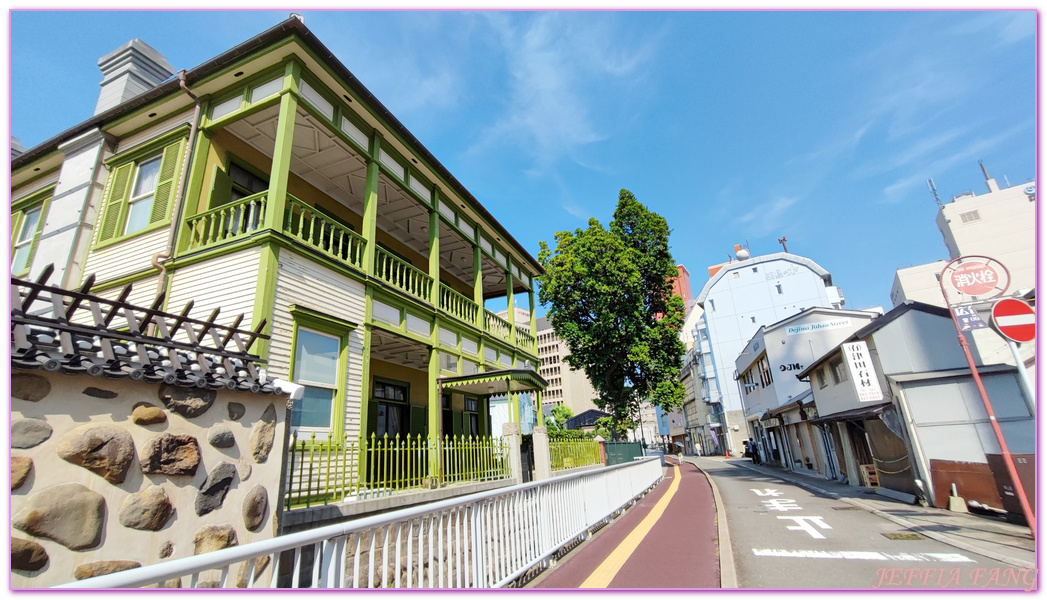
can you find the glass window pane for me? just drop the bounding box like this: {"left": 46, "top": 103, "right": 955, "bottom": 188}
{"left": 132, "top": 158, "right": 161, "bottom": 199}
{"left": 250, "top": 78, "right": 282, "bottom": 104}
{"left": 291, "top": 385, "right": 334, "bottom": 428}
{"left": 124, "top": 197, "right": 153, "bottom": 235}
{"left": 294, "top": 329, "right": 340, "bottom": 386}
{"left": 17, "top": 208, "right": 40, "bottom": 243}
{"left": 377, "top": 402, "right": 404, "bottom": 438}
{"left": 11, "top": 244, "right": 32, "bottom": 273}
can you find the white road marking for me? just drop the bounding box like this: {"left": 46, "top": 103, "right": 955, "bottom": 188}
{"left": 751, "top": 488, "right": 783, "bottom": 496}
{"left": 763, "top": 498, "right": 803, "bottom": 512}
{"left": 753, "top": 549, "right": 976, "bottom": 563}
{"left": 778, "top": 516, "right": 833, "bottom": 539}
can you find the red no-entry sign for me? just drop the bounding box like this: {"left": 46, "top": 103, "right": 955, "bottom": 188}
{"left": 991, "top": 299, "right": 1035, "bottom": 343}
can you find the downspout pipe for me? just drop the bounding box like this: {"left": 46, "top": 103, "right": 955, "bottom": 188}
{"left": 152, "top": 70, "right": 202, "bottom": 300}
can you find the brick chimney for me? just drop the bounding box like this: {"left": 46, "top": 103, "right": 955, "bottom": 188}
{"left": 94, "top": 39, "right": 174, "bottom": 116}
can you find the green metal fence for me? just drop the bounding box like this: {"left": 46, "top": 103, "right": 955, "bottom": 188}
{"left": 549, "top": 438, "right": 602, "bottom": 471}
{"left": 604, "top": 441, "right": 644, "bottom": 466}
{"left": 284, "top": 432, "right": 511, "bottom": 509}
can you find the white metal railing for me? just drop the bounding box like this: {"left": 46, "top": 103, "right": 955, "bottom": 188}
{"left": 55, "top": 457, "right": 662, "bottom": 589}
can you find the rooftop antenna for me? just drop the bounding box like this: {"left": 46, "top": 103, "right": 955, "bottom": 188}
{"left": 777, "top": 236, "right": 788, "bottom": 253}
{"left": 979, "top": 160, "right": 990, "bottom": 181}
{"left": 928, "top": 178, "right": 943, "bottom": 208}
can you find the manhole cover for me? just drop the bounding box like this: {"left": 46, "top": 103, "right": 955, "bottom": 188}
{"left": 832, "top": 506, "right": 859, "bottom": 511}
{"left": 882, "top": 533, "right": 923, "bottom": 540}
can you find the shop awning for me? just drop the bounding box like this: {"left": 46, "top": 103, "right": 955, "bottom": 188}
{"left": 809, "top": 402, "right": 892, "bottom": 425}
{"left": 437, "top": 369, "right": 548, "bottom": 396}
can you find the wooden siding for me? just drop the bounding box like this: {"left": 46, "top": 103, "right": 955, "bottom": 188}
{"left": 69, "top": 275, "right": 161, "bottom": 327}
{"left": 81, "top": 228, "right": 169, "bottom": 285}
{"left": 114, "top": 110, "right": 195, "bottom": 153}
{"left": 165, "top": 247, "right": 262, "bottom": 342}
{"left": 270, "top": 251, "right": 366, "bottom": 440}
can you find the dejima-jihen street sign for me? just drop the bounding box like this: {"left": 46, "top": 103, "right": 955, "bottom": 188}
{"left": 991, "top": 298, "right": 1035, "bottom": 343}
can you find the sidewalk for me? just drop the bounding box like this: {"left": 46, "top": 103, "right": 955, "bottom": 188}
{"left": 688, "top": 455, "right": 1036, "bottom": 570}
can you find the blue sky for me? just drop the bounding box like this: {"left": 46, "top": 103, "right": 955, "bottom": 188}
{"left": 9, "top": 10, "right": 1037, "bottom": 314}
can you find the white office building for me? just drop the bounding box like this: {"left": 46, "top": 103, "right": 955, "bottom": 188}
{"left": 694, "top": 245, "right": 846, "bottom": 455}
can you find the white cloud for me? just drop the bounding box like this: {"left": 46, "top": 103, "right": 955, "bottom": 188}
{"left": 880, "top": 122, "right": 1030, "bottom": 204}
{"left": 949, "top": 11, "right": 1035, "bottom": 46}
{"left": 736, "top": 196, "right": 799, "bottom": 237}
{"left": 470, "top": 13, "right": 662, "bottom": 170}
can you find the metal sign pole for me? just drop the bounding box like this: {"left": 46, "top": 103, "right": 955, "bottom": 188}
{"left": 939, "top": 258, "right": 1035, "bottom": 538}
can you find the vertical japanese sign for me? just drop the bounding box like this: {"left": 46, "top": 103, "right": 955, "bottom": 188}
{"left": 842, "top": 341, "right": 883, "bottom": 402}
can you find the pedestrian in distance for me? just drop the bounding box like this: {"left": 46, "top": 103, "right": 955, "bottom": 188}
{"left": 749, "top": 438, "right": 761, "bottom": 465}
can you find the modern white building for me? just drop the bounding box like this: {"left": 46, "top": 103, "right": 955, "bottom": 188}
{"left": 735, "top": 307, "right": 880, "bottom": 474}
{"left": 891, "top": 165, "right": 1035, "bottom": 372}
{"left": 534, "top": 315, "right": 600, "bottom": 418}
{"left": 694, "top": 245, "right": 846, "bottom": 455}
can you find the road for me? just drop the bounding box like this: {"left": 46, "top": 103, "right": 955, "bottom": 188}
{"left": 699, "top": 459, "right": 1034, "bottom": 590}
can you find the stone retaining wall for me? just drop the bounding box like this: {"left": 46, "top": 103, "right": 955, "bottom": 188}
{"left": 10, "top": 372, "right": 288, "bottom": 588}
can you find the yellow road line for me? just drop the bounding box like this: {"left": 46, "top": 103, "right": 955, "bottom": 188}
{"left": 580, "top": 463, "right": 681, "bottom": 588}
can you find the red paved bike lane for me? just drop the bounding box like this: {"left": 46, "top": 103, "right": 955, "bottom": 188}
{"left": 534, "top": 457, "right": 720, "bottom": 589}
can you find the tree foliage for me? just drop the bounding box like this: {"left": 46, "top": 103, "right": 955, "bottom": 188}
{"left": 547, "top": 404, "right": 574, "bottom": 431}
{"left": 538, "top": 189, "right": 686, "bottom": 435}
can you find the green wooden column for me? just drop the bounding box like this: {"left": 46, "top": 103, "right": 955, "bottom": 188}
{"left": 427, "top": 346, "right": 441, "bottom": 481}
{"left": 506, "top": 267, "right": 515, "bottom": 344}
{"left": 361, "top": 135, "right": 382, "bottom": 276}
{"left": 528, "top": 290, "right": 537, "bottom": 353}
{"left": 261, "top": 61, "right": 301, "bottom": 232}
{"left": 508, "top": 376, "right": 517, "bottom": 424}
{"left": 248, "top": 241, "right": 279, "bottom": 359}
{"left": 473, "top": 244, "right": 484, "bottom": 330}
{"left": 535, "top": 389, "right": 544, "bottom": 426}
{"left": 174, "top": 127, "right": 212, "bottom": 255}
{"left": 359, "top": 290, "right": 374, "bottom": 439}
{"left": 428, "top": 203, "right": 440, "bottom": 305}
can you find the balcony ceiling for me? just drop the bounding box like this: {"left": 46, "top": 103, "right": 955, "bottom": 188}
{"left": 371, "top": 329, "right": 429, "bottom": 371}
{"left": 224, "top": 106, "right": 517, "bottom": 298}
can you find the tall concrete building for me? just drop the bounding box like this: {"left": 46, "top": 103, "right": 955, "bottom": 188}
{"left": 891, "top": 165, "right": 1035, "bottom": 368}
{"left": 534, "top": 316, "right": 600, "bottom": 418}
{"left": 694, "top": 245, "right": 845, "bottom": 455}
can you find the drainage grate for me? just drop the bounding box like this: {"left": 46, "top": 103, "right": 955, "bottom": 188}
{"left": 832, "top": 506, "right": 860, "bottom": 510}
{"left": 882, "top": 532, "right": 923, "bottom": 540}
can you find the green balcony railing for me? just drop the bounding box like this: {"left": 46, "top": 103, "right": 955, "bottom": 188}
{"left": 484, "top": 310, "right": 512, "bottom": 343}
{"left": 374, "top": 247, "right": 433, "bottom": 302}
{"left": 184, "top": 191, "right": 267, "bottom": 251}
{"left": 549, "top": 438, "right": 602, "bottom": 471}
{"left": 284, "top": 432, "right": 510, "bottom": 510}
{"left": 516, "top": 326, "right": 535, "bottom": 350}
{"left": 440, "top": 284, "right": 479, "bottom": 325}
{"left": 284, "top": 196, "right": 366, "bottom": 270}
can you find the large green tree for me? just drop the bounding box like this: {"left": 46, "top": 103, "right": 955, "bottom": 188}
{"left": 538, "top": 190, "right": 686, "bottom": 437}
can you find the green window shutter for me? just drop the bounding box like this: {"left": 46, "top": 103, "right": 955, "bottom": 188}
{"left": 98, "top": 163, "right": 134, "bottom": 242}
{"left": 479, "top": 398, "right": 490, "bottom": 437}
{"left": 149, "top": 139, "right": 186, "bottom": 224}
{"left": 208, "top": 164, "right": 233, "bottom": 208}
{"left": 366, "top": 400, "right": 379, "bottom": 439}
{"left": 409, "top": 405, "right": 427, "bottom": 438}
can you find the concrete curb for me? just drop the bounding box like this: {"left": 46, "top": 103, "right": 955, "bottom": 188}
{"left": 727, "top": 459, "right": 1035, "bottom": 570}
{"left": 683, "top": 457, "right": 738, "bottom": 589}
